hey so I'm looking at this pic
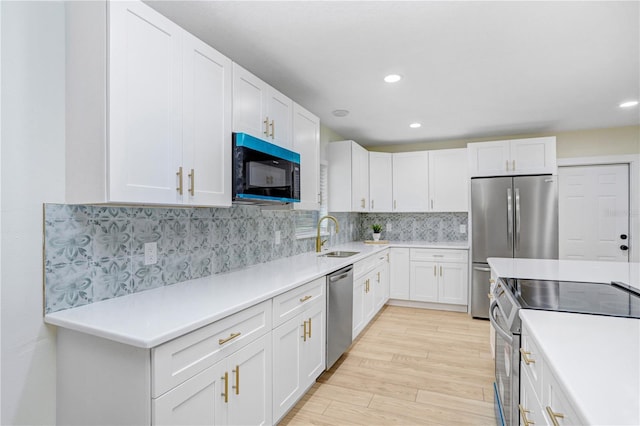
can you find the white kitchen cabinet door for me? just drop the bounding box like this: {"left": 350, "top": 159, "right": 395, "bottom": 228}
{"left": 409, "top": 261, "right": 439, "bottom": 302}
{"left": 227, "top": 335, "right": 272, "bottom": 426}
{"left": 428, "top": 148, "right": 469, "bottom": 212}
{"left": 109, "top": 1, "right": 183, "bottom": 204}
{"left": 153, "top": 359, "right": 227, "bottom": 426}
{"left": 510, "top": 137, "right": 556, "bottom": 175}
{"left": 300, "top": 300, "right": 325, "bottom": 389}
{"left": 266, "top": 87, "right": 293, "bottom": 149}
{"left": 437, "top": 261, "right": 468, "bottom": 305}
{"left": 232, "top": 63, "right": 293, "bottom": 149}
{"left": 363, "top": 273, "right": 376, "bottom": 324}
{"left": 390, "top": 248, "right": 410, "bottom": 299}
{"left": 232, "top": 63, "right": 269, "bottom": 141}
{"left": 352, "top": 143, "right": 370, "bottom": 212}
{"left": 467, "top": 141, "right": 510, "bottom": 177}
{"left": 292, "top": 103, "right": 320, "bottom": 210}
{"left": 519, "top": 369, "right": 546, "bottom": 426}
{"left": 182, "top": 32, "right": 232, "bottom": 207}
{"left": 352, "top": 274, "right": 366, "bottom": 339}
{"left": 392, "top": 152, "right": 429, "bottom": 212}
{"left": 373, "top": 263, "right": 387, "bottom": 311}
{"left": 272, "top": 317, "right": 302, "bottom": 422}
{"left": 369, "top": 152, "right": 393, "bottom": 212}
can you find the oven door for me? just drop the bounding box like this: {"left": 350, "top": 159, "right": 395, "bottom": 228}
{"left": 490, "top": 301, "right": 520, "bottom": 426}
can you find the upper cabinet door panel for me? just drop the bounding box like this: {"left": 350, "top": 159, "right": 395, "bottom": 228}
{"left": 292, "top": 103, "right": 320, "bottom": 211}
{"left": 392, "top": 152, "right": 429, "bottom": 212}
{"left": 429, "top": 148, "right": 469, "bottom": 212}
{"left": 182, "top": 33, "right": 232, "bottom": 207}
{"left": 267, "top": 89, "right": 293, "bottom": 149}
{"left": 232, "top": 63, "right": 268, "bottom": 140}
{"left": 510, "top": 137, "right": 556, "bottom": 174}
{"left": 108, "top": 1, "right": 183, "bottom": 204}
{"left": 369, "top": 152, "right": 393, "bottom": 212}
{"left": 467, "top": 141, "right": 510, "bottom": 177}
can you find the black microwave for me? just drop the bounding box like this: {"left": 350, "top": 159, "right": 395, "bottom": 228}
{"left": 232, "top": 132, "right": 301, "bottom": 204}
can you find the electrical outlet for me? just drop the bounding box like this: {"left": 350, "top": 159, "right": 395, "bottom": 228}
{"left": 386, "top": 222, "right": 393, "bottom": 232}
{"left": 144, "top": 242, "right": 158, "bottom": 265}
{"left": 350, "top": 224, "right": 353, "bottom": 234}
{"left": 459, "top": 224, "right": 467, "bottom": 234}
{"left": 275, "top": 230, "right": 281, "bottom": 245}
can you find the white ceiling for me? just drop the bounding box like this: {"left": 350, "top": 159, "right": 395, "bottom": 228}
{"left": 145, "top": 1, "right": 640, "bottom": 147}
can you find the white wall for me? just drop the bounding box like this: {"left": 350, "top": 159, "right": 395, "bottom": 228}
{"left": 1, "top": 2, "right": 66, "bottom": 424}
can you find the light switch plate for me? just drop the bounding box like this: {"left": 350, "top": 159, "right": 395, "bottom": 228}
{"left": 459, "top": 224, "right": 467, "bottom": 234}
{"left": 144, "top": 242, "right": 158, "bottom": 265}
{"left": 386, "top": 222, "right": 393, "bottom": 232}
{"left": 275, "top": 230, "right": 281, "bottom": 245}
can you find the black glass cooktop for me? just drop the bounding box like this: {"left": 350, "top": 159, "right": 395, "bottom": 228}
{"left": 503, "top": 278, "right": 640, "bottom": 319}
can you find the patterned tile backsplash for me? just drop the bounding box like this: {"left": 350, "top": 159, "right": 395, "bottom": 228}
{"left": 43, "top": 204, "right": 466, "bottom": 313}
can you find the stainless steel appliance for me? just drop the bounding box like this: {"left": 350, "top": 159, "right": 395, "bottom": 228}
{"left": 471, "top": 175, "right": 558, "bottom": 318}
{"left": 326, "top": 265, "right": 354, "bottom": 370}
{"left": 490, "top": 277, "right": 640, "bottom": 426}
{"left": 232, "top": 132, "right": 301, "bottom": 204}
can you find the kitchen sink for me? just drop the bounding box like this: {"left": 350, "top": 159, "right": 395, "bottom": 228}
{"left": 319, "top": 251, "right": 359, "bottom": 258}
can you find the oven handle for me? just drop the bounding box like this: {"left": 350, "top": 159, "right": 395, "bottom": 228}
{"left": 489, "top": 301, "right": 514, "bottom": 345}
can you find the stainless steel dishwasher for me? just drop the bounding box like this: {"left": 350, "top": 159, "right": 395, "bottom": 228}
{"left": 326, "top": 265, "right": 353, "bottom": 370}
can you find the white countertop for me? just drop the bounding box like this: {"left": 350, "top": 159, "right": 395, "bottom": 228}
{"left": 488, "top": 257, "right": 640, "bottom": 290}
{"left": 45, "top": 241, "right": 467, "bottom": 348}
{"left": 520, "top": 310, "right": 640, "bottom": 425}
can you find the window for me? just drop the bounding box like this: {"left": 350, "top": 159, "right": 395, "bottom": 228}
{"left": 295, "top": 162, "right": 328, "bottom": 238}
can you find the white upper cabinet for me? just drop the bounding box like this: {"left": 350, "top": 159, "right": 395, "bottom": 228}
{"left": 369, "top": 152, "right": 393, "bottom": 212}
{"left": 232, "top": 63, "right": 293, "bottom": 149}
{"left": 428, "top": 148, "right": 469, "bottom": 212}
{"left": 468, "top": 137, "right": 556, "bottom": 177}
{"left": 328, "top": 140, "right": 369, "bottom": 212}
{"left": 66, "top": 1, "right": 232, "bottom": 206}
{"left": 292, "top": 103, "right": 320, "bottom": 211}
{"left": 392, "top": 152, "right": 429, "bottom": 212}
{"left": 181, "top": 32, "right": 232, "bottom": 207}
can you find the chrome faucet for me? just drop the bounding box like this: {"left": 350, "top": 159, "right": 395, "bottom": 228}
{"left": 316, "top": 215, "right": 339, "bottom": 252}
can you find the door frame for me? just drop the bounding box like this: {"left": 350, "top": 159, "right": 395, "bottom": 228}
{"left": 557, "top": 154, "right": 639, "bottom": 262}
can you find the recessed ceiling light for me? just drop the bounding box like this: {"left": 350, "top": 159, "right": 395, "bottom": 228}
{"left": 619, "top": 100, "right": 639, "bottom": 108}
{"left": 384, "top": 74, "right": 402, "bottom": 83}
{"left": 332, "top": 109, "right": 350, "bottom": 117}
{"left": 409, "top": 123, "right": 421, "bottom": 128}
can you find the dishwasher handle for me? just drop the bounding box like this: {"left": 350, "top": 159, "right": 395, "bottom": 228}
{"left": 328, "top": 266, "right": 353, "bottom": 282}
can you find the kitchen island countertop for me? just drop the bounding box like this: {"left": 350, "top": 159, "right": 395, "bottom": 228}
{"left": 45, "top": 240, "right": 468, "bottom": 348}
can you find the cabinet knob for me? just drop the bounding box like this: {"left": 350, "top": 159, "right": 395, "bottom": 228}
{"left": 621, "top": 234, "right": 628, "bottom": 240}
{"left": 620, "top": 244, "right": 629, "bottom": 251}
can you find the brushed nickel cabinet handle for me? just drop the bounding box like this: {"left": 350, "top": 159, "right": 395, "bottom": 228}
{"left": 302, "top": 320, "right": 307, "bottom": 342}
{"left": 546, "top": 406, "right": 565, "bottom": 426}
{"left": 520, "top": 348, "right": 536, "bottom": 365}
{"left": 270, "top": 120, "right": 275, "bottom": 138}
{"left": 393, "top": 200, "right": 397, "bottom": 210}
{"left": 506, "top": 160, "right": 509, "bottom": 171}
{"left": 264, "top": 116, "right": 269, "bottom": 136}
{"left": 176, "top": 167, "right": 183, "bottom": 195}
{"left": 433, "top": 265, "right": 437, "bottom": 276}
{"left": 308, "top": 317, "right": 312, "bottom": 338}
{"left": 218, "top": 332, "right": 241, "bottom": 345}
{"left": 221, "top": 372, "right": 228, "bottom": 403}
{"left": 440, "top": 266, "right": 443, "bottom": 276}
{"left": 188, "top": 168, "right": 195, "bottom": 196}
{"left": 513, "top": 159, "right": 516, "bottom": 170}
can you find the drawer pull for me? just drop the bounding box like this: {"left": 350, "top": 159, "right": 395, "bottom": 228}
{"left": 299, "top": 295, "right": 313, "bottom": 303}
{"left": 218, "top": 332, "right": 241, "bottom": 345}
{"left": 432, "top": 254, "right": 444, "bottom": 257}
{"left": 518, "top": 404, "right": 534, "bottom": 426}
{"left": 221, "top": 371, "right": 228, "bottom": 403}
{"left": 546, "top": 406, "right": 565, "bottom": 426}
{"left": 489, "top": 279, "right": 495, "bottom": 284}
{"left": 232, "top": 365, "right": 240, "bottom": 395}
{"left": 520, "top": 348, "right": 536, "bottom": 365}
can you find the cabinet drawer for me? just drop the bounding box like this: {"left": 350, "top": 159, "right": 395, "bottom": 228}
{"left": 521, "top": 327, "right": 544, "bottom": 398}
{"left": 152, "top": 300, "right": 272, "bottom": 397}
{"left": 543, "top": 366, "right": 583, "bottom": 425}
{"left": 410, "top": 248, "right": 468, "bottom": 263}
{"left": 373, "top": 249, "right": 389, "bottom": 266}
{"left": 272, "top": 277, "right": 325, "bottom": 328}
{"left": 354, "top": 254, "right": 377, "bottom": 277}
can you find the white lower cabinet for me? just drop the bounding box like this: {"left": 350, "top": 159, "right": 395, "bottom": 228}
{"left": 352, "top": 250, "right": 389, "bottom": 340}
{"left": 153, "top": 334, "right": 272, "bottom": 426}
{"left": 520, "top": 324, "right": 585, "bottom": 426}
{"left": 408, "top": 249, "right": 468, "bottom": 305}
{"left": 272, "top": 297, "right": 325, "bottom": 423}
{"left": 390, "top": 248, "right": 410, "bottom": 299}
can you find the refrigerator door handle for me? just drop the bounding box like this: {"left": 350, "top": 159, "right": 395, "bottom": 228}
{"left": 507, "top": 188, "right": 513, "bottom": 249}
{"left": 515, "top": 188, "right": 521, "bottom": 251}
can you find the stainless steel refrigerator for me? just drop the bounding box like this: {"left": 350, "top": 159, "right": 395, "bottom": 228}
{"left": 470, "top": 175, "right": 558, "bottom": 318}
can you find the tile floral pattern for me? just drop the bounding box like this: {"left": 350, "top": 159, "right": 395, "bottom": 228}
{"left": 44, "top": 204, "right": 462, "bottom": 313}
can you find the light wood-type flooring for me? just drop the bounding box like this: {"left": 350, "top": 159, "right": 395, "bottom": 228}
{"left": 280, "top": 305, "right": 496, "bottom": 425}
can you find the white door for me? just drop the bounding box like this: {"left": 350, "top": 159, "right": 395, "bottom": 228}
{"left": 369, "top": 152, "right": 393, "bottom": 212}
{"left": 292, "top": 103, "right": 320, "bottom": 210}
{"left": 108, "top": 1, "right": 182, "bottom": 204}
{"left": 272, "top": 317, "right": 302, "bottom": 422}
{"left": 300, "top": 300, "right": 325, "bottom": 389}
{"left": 467, "top": 141, "right": 510, "bottom": 177}
{"left": 559, "top": 164, "right": 629, "bottom": 261}
{"left": 392, "top": 152, "right": 429, "bottom": 212}
{"left": 510, "top": 137, "right": 556, "bottom": 175}
{"left": 389, "top": 248, "right": 410, "bottom": 299}
{"left": 352, "top": 276, "right": 366, "bottom": 339}
{"left": 409, "top": 261, "right": 439, "bottom": 302}
{"left": 227, "top": 335, "right": 272, "bottom": 426}
{"left": 182, "top": 32, "right": 232, "bottom": 207}
{"left": 428, "top": 148, "right": 469, "bottom": 212}
{"left": 266, "top": 87, "right": 293, "bottom": 148}
{"left": 438, "top": 262, "right": 468, "bottom": 305}
{"left": 232, "top": 63, "right": 268, "bottom": 140}
{"left": 351, "top": 144, "right": 370, "bottom": 212}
